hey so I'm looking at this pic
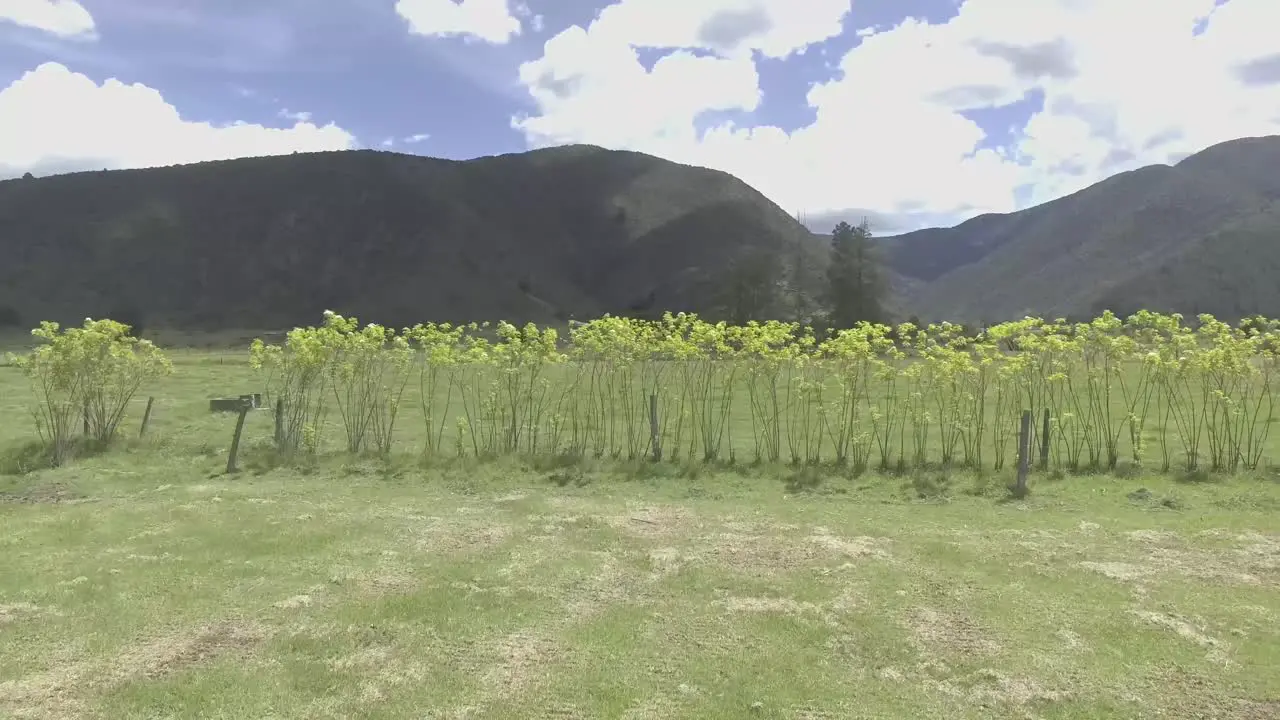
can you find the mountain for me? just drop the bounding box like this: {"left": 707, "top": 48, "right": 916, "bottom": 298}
{"left": 888, "top": 135, "right": 1280, "bottom": 324}
{"left": 0, "top": 145, "right": 825, "bottom": 332}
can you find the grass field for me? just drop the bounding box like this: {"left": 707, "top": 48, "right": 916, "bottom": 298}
{"left": 2, "top": 350, "right": 1279, "bottom": 719}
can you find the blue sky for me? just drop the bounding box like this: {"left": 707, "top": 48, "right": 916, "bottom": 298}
{"left": 2, "top": 0, "right": 1278, "bottom": 232}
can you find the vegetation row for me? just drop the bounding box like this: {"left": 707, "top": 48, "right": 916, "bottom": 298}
{"left": 9, "top": 310, "right": 1280, "bottom": 476}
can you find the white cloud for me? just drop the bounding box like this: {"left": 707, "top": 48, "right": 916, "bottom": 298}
{"left": 278, "top": 108, "right": 312, "bottom": 122}
{"left": 0, "top": 62, "right": 358, "bottom": 177}
{"left": 516, "top": 25, "right": 762, "bottom": 151}
{"left": 583, "top": 0, "right": 850, "bottom": 58}
{"left": 0, "top": 0, "right": 94, "bottom": 38}
{"left": 513, "top": 0, "right": 1280, "bottom": 229}
{"left": 395, "top": 0, "right": 521, "bottom": 44}
{"left": 402, "top": 133, "right": 431, "bottom": 143}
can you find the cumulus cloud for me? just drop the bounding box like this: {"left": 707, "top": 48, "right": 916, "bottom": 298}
{"left": 0, "top": 0, "right": 94, "bottom": 38}
{"left": 0, "top": 62, "right": 357, "bottom": 178}
{"left": 395, "top": 0, "right": 522, "bottom": 44}
{"left": 512, "top": 0, "right": 1280, "bottom": 230}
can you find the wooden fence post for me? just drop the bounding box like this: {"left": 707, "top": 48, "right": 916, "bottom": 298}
{"left": 274, "top": 398, "right": 285, "bottom": 447}
{"left": 138, "top": 396, "right": 155, "bottom": 438}
{"left": 1039, "top": 407, "right": 1051, "bottom": 470}
{"left": 226, "top": 401, "right": 251, "bottom": 474}
{"left": 649, "top": 393, "right": 662, "bottom": 462}
{"left": 1015, "top": 409, "right": 1032, "bottom": 496}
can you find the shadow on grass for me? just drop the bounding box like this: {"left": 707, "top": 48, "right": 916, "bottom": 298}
{"left": 0, "top": 437, "right": 113, "bottom": 476}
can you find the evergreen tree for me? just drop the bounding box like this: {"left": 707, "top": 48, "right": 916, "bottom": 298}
{"left": 824, "top": 219, "right": 887, "bottom": 328}
{"left": 718, "top": 246, "right": 783, "bottom": 324}
{"left": 788, "top": 211, "right": 819, "bottom": 323}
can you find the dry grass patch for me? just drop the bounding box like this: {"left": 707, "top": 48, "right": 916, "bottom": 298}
{"left": 0, "top": 620, "right": 269, "bottom": 719}
{"left": 1130, "top": 610, "right": 1232, "bottom": 665}
{"left": 272, "top": 593, "right": 315, "bottom": 610}
{"left": 1079, "top": 560, "right": 1151, "bottom": 582}
{"left": 905, "top": 606, "right": 1002, "bottom": 657}
{"left": 720, "top": 596, "right": 824, "bottom": 615}
{"left": 700, "top": 531, "right": 827, "bottom": 575}
{"left": 481, "top": 630, "right": 566, "bottom": 694}
{"left": 0, "top": 482, "right": 83, "bottom": 505}
{"left": 928, "top": 667, "right": 1073, "bottom": 708}
{"left": 604, "top": 505, "right": 699, "bottom": 539}
{"left": 0, "top": 602, "right": 56, "bottom": 625}
{"left": 410, "top": 519, "right": 514, "bottom": 555}
{"left": 1076, "top": 529, "right": 1276, "bottom": 589}
{"left": 806, "top": 527, "right": 892, "bottom": 560}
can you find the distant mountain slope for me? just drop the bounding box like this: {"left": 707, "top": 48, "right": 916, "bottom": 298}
{"left": 887, "top": 135, "right": 1280, "bottom": 324}
{"left": 0, "top": 146, "right": 820, "bottom": 331}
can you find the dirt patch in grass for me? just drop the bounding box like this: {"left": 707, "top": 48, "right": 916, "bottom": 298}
{"left": 605, "top": 505, "right": 699, "bottom": 539}
{"left": 124, "top": 621, "right": 268, "bottom": 679}
{"left": 1231, "top": 699, "right": 1280, "bottom": 720}
{"left": 701, "top": 532, "right": 826, "bottom": 575}
{"left": 0, "top": 602, "right": 56, "bottom": 625}
{"left": 905, "top": 606, "right": 1001, "bottom": 657}
{"left": 0, "top": 620, "right": 269, "bottom": 719}
{"left": 1143, "top": 666, "right": 1279, "bottom": 719}
{"left": 562, "top": 550, "right": 633, "bottom": 617}
{"left": 482, "top": 630, "right": 565, "bottom": 694}
{"left": 411, "top": 518, "right": 514, "bottom": 555}
{"left": 0, "top": 482, "right": 83, "bottom": 505}
{"left": 350, "top": 568, "right": 420, "bottom": 596}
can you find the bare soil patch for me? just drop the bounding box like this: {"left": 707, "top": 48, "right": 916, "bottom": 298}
{"left": 605, "top": 505, "right": 699, "bottom": 539}
{"left": 411, "top": 518, "right": 513, "bottom": 554}
{"left": 0, "top": 620, "right": 268, "bottom": 719}
{"left": 0, "top": 482, "right": 82, "bottom": 505}
{"left": 0, "top": 602, "right": 54, "bottom": 625}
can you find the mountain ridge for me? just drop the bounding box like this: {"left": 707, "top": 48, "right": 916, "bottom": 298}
{"left": 3, "top": 135, "right": 1279, "bottom": 333}
{"left": 887, "top": 134, "right": 1280, "bottom": 323}
{"left": 0, "top": 145, "right": 822, "bottom": 331}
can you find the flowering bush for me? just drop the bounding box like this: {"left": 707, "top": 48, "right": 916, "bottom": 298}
{"left": 246, "top": 310, "right": 1279, "bottom": 473}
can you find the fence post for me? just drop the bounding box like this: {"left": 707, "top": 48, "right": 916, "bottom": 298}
{"left": 1039, "top": 408, "right": 1051, "bottom": 470}
{"left": 1015, "top": 409, "right": 1032, "bottom": 496}
{"left": 138, "top": 396, "right": 155, "bottom": 438}
{"left": 226, "top": 401, "right": 251, "bottom": 474}
{"left": 274, "top": 398, "right": 284, "bottom": 447}
{"left": 649, "top": 393, "right": 662, "bottom": 462}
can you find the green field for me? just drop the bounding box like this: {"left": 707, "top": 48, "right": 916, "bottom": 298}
{"left": 1, "top": 350, "right": 1278, "bottom": 719}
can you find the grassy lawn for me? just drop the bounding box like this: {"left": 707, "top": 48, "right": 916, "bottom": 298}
{"left": 1, "top": 350, "right": 1279, "bottom": 718}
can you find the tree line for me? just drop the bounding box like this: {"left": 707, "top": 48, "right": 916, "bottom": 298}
{"left": 717, "top": 218, "right": 888, "bottom": 331}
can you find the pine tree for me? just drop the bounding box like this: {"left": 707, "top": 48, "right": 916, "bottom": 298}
{"left": 789, "top": 210, "right": 819, "bottom": 322}
{"left": 825, "top": 219, "right": 887, "bottom": 328}
{"left": 718, "top": 246, "right": 783, "bottom": 324}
